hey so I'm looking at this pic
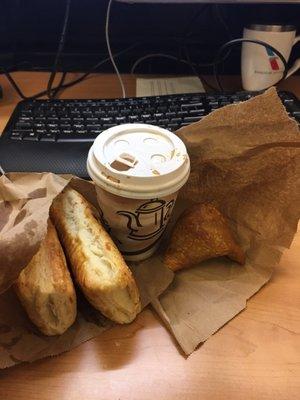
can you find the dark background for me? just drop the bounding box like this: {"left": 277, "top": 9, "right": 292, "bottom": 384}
{"left": 1, "top": 0, "right": 300, "bottom": 75}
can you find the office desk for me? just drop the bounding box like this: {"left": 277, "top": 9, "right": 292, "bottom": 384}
{"left": 0, "top": 72, "right": 299, "bottom": 400}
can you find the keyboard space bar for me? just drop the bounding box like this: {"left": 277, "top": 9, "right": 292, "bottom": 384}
{"left": 57, "top": 134, "right": 100, "bottom": 142}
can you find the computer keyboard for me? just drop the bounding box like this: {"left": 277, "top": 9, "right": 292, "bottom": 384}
{"left": 1, "top": 91, "right": 299, "bottom": 177}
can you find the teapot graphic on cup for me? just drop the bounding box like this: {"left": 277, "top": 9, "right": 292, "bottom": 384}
{"left": 117, "top": 198, "right": 174, "bottom": 241}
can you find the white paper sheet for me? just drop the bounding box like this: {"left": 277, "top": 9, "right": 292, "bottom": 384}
{"left": 136, "top": 76, "right": 205, "bottom": 97}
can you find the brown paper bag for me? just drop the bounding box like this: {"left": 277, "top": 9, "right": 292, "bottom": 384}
{"left": 0, "top": 88, "right": 299, "bottom": 365}
{"left": 151, "top": 88, "right": 300, "bottom": 354}
{"left": 0, "top": 174, "right": 173, "bottom": 368}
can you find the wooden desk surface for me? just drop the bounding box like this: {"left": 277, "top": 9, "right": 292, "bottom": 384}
{"left": 0, "top": 72, "right": 299, "bottom": 400}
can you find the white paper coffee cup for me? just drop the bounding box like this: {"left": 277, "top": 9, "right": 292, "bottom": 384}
{"left": 87, "top": 123, "right": 190, "bottom": 261}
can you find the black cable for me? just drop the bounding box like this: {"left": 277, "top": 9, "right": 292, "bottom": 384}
{"left": 182, "top": 4, "right": 209, "bottom": 38}
{"left": 54, "top": 43, "right": 139, "bottom": 94}
{"left": 51, "top": 72, "right": 67, "bottom": 98}
{"left": 213, "top": 5, "right": 232, "bottom": 40}
{"left": 2, "top": 70, "right": 27, "bottom": 99}
{"left": 213, "top": 38, "right": 288, "bottom": 92}
{"left": 1, "top": 43, "right": 139, "bottom": 100}
{"left": 181, "top": 4, "right": 232, "bottom": 70}
{"left": 183, "top": 45, "right": 218, "bottom": 91}
{"left": 213, "top": 4, "right": 232, "bottom": 65}
{"left": 47, "top": 0, "right": 72, "bottom": 99}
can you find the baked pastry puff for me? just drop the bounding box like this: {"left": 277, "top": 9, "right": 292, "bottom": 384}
{"left": 14, "top": 220, "right": 77, "bottom": 335}
{"left": 50, "top": 187, "right": 141, "bottom": 324}
{"left": 164, "top": 203, "right": 245, "bottom": 271}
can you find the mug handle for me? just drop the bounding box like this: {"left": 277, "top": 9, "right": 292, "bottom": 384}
{"left": 286, "top": 35, "right": 300, "bottom": 78}
{"left": 293, "top": 35, "right": 300, "bottom": 45}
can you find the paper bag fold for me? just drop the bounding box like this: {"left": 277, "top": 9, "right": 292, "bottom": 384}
{"left": 0, "top": 174, "right": 173, "bottom": 368}
{"left": 152, "top": 88, "right": 300, "bottom": 354}
{"left": 0, "top": 88, "right": 299, "bottom": 363}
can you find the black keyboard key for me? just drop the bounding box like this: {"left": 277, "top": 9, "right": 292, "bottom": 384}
{"left": 23, "top": 131, "right": 39, "bottom": 141}
{"left": 177, "top": 111, "right": 188, "bottom": 117}
{"left": 57, "top": 134, "right": 97, "bottom": 143}
{"left": 156, "top": 106, "right": 168, "bottom": 113}
{"left": 87, "top": 124, "right": 102, "bottom": 130}
{"left": 107, "top": 110, "right": 118, "bottom": 117}
{"left": 20, "top": 110, "right": 32, "bottom": 116}
{"left": 189, "top": 109, "right": 205, "bottom": 116}
{"left": 168, "top": 123, "right": 179, "bottom": 131}
{"left": 88, "top": 130, "right": 102, "bottom": 135}
{"left": 76, "top": 130, "right": 88, "bottom": 134}
{"left": 45, "top": 112, "right": 57, "bottom": 118}
{"left": 35, "top": 110, "right": 45, "bottom": 115}
{"left": 94, "top": 110, "right": 106, "bottom": 117}
{"left": 283, "top": 98, "right": 294, "bottom": 105}
{"left": 86, "top": 117, "right": 99, "bottom": 122}
{"left": 143, "top": 107, "right": 156, "bottom": 114}
{"left": 166, "top": 112, "right": 176, "bottom": 118}
{"left": 293, "top": 115, "right": 300, "bottom": 123}
{"left": 181, "top": 103, "right": 204, "bottom": 110}
{"left": 129, "top": 116, "right": 139, "bottom": 122}
{"left": 57, "top": 111, "right": 69, "bottom": 117}
{"left": 286, "top": 103, "right": 300, "bottom": 116}
{"left": 171, "top": 118, "right": 182, "bottom": 123}
{"left": 100, "top": 117, "right": 113, "bottom": 123}
{"left": 115, "top": 116, "right": 126, "bottom": 123}
{"left": 60, "top": 117, "right": 71, "bottom": 122}
{"left": 103, "top": 123, "right": 115, "bottom": 129}
{"left": 10, "top": 131, "right": 23, "bottom": 140}
{"left": 40, "top": 132, "right": 56, "bottom": 142}
{"left": 59, "top": 124, "right": 72, "bottom": 129}
{"left": 70, "top": 110, "right": 80, "bottom": 116}
{"left": 145, "top": 120, "right": 156, "bottom": 125}
{"left": 158, "top": 119, "right": 169, "bottom": 125}
{"left": 82, "top": 111, "right": 93, "bottom": 116}
{"left": 19, "top": 117, "right": 33, "bottom": 122}
{"left": 183, "top": 116, "right": 202, "bottom": 123}
{"left": 36, "top": 129, "right": 47, "bottom": 135}
{"left": 141, "top": 114, "right": 151, "bottom": 119}
{"left": 190, "top": 95, "right": 203, "bottom": 102}
{"left": 16, "top": 122, "right": 32, "bottom": 129}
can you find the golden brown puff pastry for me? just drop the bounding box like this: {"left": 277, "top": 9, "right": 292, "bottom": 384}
{"left": 14, "top": 220, "right": 77, "bottom": 336}
{"left": 164, "top": 203, "right": 245, "bottom": 271}
{"left": 50, "top": 187, "right": 141, "bottom": 324}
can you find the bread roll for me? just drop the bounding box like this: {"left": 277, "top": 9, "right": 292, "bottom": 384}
{"left": 50, "top": 187, "right": 141, "bottom": 324}
{"left": 14, "top": 220, "right": 77, "bottom": 336}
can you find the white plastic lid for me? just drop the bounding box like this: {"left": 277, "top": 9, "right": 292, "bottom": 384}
{"left": 87, "top": 124, "right": 190, "bottom": 199}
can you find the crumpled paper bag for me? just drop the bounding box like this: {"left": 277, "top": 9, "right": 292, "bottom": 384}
{"left": 0, "top": 88, "right": 299, "bottom": 365}
{"left": 0, "top": 174, "right": 173, "bottom": 368}
{"left": 151, "top": 87, "right": 300, "bottom": 354}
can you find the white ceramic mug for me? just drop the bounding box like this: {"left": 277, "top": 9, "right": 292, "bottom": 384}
{"left": 242, "top": 24, "right": 300, "bottom": 91}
